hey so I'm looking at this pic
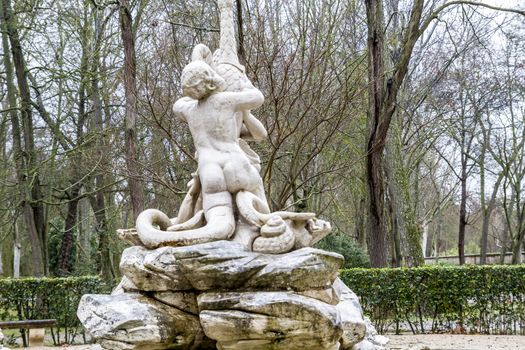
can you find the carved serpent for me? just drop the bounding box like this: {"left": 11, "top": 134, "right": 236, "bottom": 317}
{"left": 236, "top": 191, "right": 316, "bottom": 253}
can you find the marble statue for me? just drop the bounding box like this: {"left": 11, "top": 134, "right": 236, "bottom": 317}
{"left": 77, "top": 1, "right": 389, "bottom": 349}
{"left": 135, "top": 0, "right": 331, "bottom": 254}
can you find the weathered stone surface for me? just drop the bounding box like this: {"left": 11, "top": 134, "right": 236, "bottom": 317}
{"left": 298, "top": 286, "right": 340, "bottom": 305}
{"left": 152, "top": 291, "right": 199, "bottom": 315}
{"left": 111, "top": 276, "right": 139, "bottom": 296}
{"left": 351, "top": 317, "right": 389, "bottom": 350}
{"left": 121, "top": 241, "right": 343, "bottom": 292}
{"left": 351, "top": 340, "right": 377, "bottom": 350}
{"left": 120, "top": 276, "right": 140, "bottom": 292}
{"left": 117, "top": 228, "right": 142, "bottom": 246}
{"left": 241, "top": 246, "right": 343, "bottom": 291}
{"left": 119, "top": 246, "right": 192, "bottom": 291}
{"left": 333, "top": 278, "right": 367, "bottom": 348}
{"left": 198, "top": 291, "right": 342, "bottom": 350}
{"left": 77, "top": 293, "right": 206, "bottom": 349}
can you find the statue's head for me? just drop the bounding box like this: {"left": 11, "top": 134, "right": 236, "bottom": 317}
{"left": 181, "top": 61, "right": 225, "bottom": 100}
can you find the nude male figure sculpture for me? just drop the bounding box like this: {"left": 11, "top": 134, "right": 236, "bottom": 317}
{"left": 134, "top": 0, "right": 331, "bottom": 253}
{"left": 171, "top": 61, "right": 268, "bottom": 243}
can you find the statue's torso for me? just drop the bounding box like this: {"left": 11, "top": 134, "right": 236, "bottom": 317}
{"left": 183, "top": 94, "right": 243, "bottom": 153}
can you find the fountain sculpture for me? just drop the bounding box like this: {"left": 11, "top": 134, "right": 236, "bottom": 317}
{"left": 77, "top": 1, "right": 388, "bottom": 349}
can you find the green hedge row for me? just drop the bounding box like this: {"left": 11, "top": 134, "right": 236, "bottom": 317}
{"left": 2, "top": 266, "right": 524, "bottom": 344}
{"left": 341, "top": 265, "right": 525, "bottom": 335}
{"left": 0, "top": 276, "right": 109, "bottom": 345}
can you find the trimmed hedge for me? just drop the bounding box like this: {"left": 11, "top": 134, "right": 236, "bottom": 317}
{"left": 1, "top": 266, "right": 523, "bottom": 344}
{"left": 341, "top": 265, "right": 525, "bottom": 335}
{"left": 0, "top": 276, "right": 109, "bottom": 345}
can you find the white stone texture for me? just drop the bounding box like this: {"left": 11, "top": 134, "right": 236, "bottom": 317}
{"left": 79, "top": 241, "right": 371, "bottom": 350}
{"left": 119, "top": 246, "right": 192, "bottom": 291}
{"left": 333, "top": 278, "right": 367, "bottom": 348}
{"left": 198, "top": 291, "right": 343, "bottom": 350}
{"left": 78, "top": 3, "right": 370, "bottom": 350}
{"left": 132, "top": 0, "right": 332, "bottom": 255}
{"left": 120, "top": 241, "right": 343, "bottom": 292}
{"left": 297, "top": 286, "right": 340, "bottom": 305}
{"left": 77, "top": 293, "right": 210, "bottom": 349}
{"left": 351, "top": 317, "right": 389, "bottom": 350}
{"left": 152, "top": 291, "right": 199, "bottom": 315}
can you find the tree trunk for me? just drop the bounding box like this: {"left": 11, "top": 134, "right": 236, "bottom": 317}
{"left": 89, "top": 191, "right": 115, "bottom": 281}
{"left": 385, "top": 143, "right": 405, "bottom": 267}
{"left": 355, "top": 198, "right": 367, "bottom": 249}
{"left": 435, "top": 211, "right": 443, "bottom": 258}
{"left": 77, "top": 198, "right": 90, "bottom": 261}
{"left": 458, "top": 158, "right": 467, "bottom": 265}
{"left": 511, "top": 205, "right": 524, "bottom": 264}
{"left": 364, "top": 0, "right": 425, "bottom": 267}
{"left": 1, "top": 0, "right": 46, "bottom": 276}
{"left": 367, "top": 151, "right": 389, "bottom": 267}
{"left": 87, "top": 4, "right": 116, "bottom": 282}
{"left": 421, "top": 220, "right": 429, "bottom": 258}
{"left": 365, "top": 0, "right": 388, "bottom": 268}
{"left": 480, "top": 175, "right": 502, "bottom": 264}
{"left": 119, "top": 0, "right": 145, "bottom": 221}
{"left": 13, "top": 242, "right": 21, "bottom": 278}
{"left": 511, "top": 235, "right": 524, "bottom": 264}
{"left": 56, "top": 185, "right": 82, "bottom": 275}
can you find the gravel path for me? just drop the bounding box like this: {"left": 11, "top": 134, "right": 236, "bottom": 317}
{"left": 13, "top": 335, "right": 525, "bottom": 349}
{"left": 387, "top": 334, "right": 525, "bottom": 349}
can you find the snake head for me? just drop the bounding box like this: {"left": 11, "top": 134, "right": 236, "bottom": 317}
{"left": 306, "top": 219, "right": 332, "bottom": 246}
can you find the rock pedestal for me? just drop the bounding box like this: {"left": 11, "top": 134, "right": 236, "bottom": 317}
{"left": 78, "top": 241, "right": 385, "bottom": 350}
{"left": 75, "top": 0, "right": 390, "bottom": 348}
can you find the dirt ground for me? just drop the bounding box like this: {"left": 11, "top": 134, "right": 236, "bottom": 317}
{"left": 12, "top": 335, "right": 525, "bottom": 349}
{"left": 387, "top": 334, "right": 525, "bottom": 349}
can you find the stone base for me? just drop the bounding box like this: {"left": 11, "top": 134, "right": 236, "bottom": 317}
{"left": 77, "top": 293, "right": 214, "bottom": 350}
{"left": 199, "top": 291, "right": 342, "bottom": 350}
{"left": 78, "top": 241, "right": 383, "bottom": 350}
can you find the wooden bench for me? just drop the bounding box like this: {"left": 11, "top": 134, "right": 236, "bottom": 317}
{"left": 0, "top": 319, "right": 56, "bottom": 347}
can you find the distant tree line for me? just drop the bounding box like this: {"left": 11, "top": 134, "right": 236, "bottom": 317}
{"left": 0, "top": 0, "right": 524, "bottom": 279}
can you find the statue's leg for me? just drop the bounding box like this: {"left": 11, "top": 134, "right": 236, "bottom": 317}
{"left": 200, "top": 162, "right": 227, "bottom": 195}
{"left": 199, "top": 162, "right": 235, "bottom": 239}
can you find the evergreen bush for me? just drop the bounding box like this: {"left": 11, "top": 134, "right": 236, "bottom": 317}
{"left": 315, "top": 233, "right": 370, "bottom": 268}
{"left": 341, "top": 265, "right": 525, "bottom": 335}
{"left": 0, "top": 276, "right": 109, "bottom": 345}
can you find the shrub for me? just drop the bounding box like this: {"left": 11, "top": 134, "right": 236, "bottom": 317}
{"left": 0, "top": 276, "right": 109, "bottom": 345}
{"left": 315, "top": 233, "right": 370, "bottom": 268}
{"left": 341, "top": 265, "right": 525, "bottom": 335}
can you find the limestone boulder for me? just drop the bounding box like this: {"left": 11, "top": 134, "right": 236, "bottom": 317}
{"left": 77, "top": 293, "right": 212, "bottom": 349}
{"left": 120, "top": 241, "right": 343, "bottom": 292}
{"left": 119, "top": 246, "right": 192, "bottom": 291}
{"left": 333, "top": 278, "right": 367, "bottom": 348}
{"left": 298, "top": 286, "right": 340, "bottom": 305}
{"left": 198, "top": 291, "right": 342, "bottom": 350}
{"left": 351, "top": 317, "right": 389, "bottom": 350}
{"left": 152, "top": 291, "right": 199, "bottom": 315}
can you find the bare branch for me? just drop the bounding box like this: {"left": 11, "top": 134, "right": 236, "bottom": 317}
{"left": 420, "top": 0, "right": 525, "bottom": 35}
